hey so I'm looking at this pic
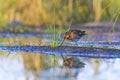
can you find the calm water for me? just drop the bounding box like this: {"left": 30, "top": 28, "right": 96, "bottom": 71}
{"left": 0, "top": 26, "right": 120, "bottom": 80}
{"left": 0, "top": 51, "right": 120, "bottom": 80}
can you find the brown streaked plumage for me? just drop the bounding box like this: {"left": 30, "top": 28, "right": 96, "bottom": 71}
{"left": 59, "top": 29, "right": 87, "bottom": 46}
{"left": 63, "top": 57, "right": 85, "bottom": 68}
{"left": 63, "top": 57, "right": 74, "bottom": 68}
{"left": 59, "top": 29, "right": 87, "bottom": 60}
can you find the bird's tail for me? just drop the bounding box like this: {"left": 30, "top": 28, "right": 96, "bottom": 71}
{"left": 83, "top": 31, "right": 87, "bottom": 35}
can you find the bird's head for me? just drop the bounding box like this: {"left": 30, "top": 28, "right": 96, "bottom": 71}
{"left": 63, "top": 32, "right": 70, "bottom": 39}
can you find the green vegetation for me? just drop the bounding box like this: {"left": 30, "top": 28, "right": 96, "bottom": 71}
{"left": 46, "top": 25, "right": 66, "bottom": 46}
{"left": 46, "top": 24, "right": 63, "bottom": 67}
{"left": 0, "top": 0, "right": 120, "bottom": 26}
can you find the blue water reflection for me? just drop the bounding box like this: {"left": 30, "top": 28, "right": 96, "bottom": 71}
{"left": 0, "top": 31, "right": 120, "bottom": 80}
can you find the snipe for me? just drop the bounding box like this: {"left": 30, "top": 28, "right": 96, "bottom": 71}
{"left": 59, "top": 29, "right": 87, "bottom": 46}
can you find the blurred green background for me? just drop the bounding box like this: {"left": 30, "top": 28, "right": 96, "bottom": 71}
{"left": 0, "top": 0, "right": 120, "bottom": 26}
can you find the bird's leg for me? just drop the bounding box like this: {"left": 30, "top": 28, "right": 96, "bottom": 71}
{"left": 75, "top": 42, "right": 78, "bottom": 46}
{"left": 61, "top": 54, "right": 65, "bottom": 61}
{"left": 7, "top": 51, "right": 11, "bottom": 57}
{"left": 7, "top": 53, "right": 10, "bottom": 56}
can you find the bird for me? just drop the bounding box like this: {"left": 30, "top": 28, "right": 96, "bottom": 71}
{"left": 59, "top": 29, "right": 87, "bottom": 46}
{"left": 63, "top": 57, "right": 85, "bottom": 68}
{"left": 59, "top": 29, "right": 87, "bottom": 61}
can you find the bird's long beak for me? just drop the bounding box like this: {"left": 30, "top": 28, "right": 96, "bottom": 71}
{"left": 58, "top": 38, "right": 65, "bottom": 60}
{"left": 59, "top": 38, "right": 65, "bottom": 46}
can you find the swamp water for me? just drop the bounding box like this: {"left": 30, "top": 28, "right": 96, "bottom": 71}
{"left": 0, "top": 25, "right": 120, "bottom": 80}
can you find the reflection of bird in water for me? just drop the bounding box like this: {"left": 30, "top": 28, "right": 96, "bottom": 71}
{"left": 59, "top": 29, "right": 87, "bottom": 61}
{"left": 63, "top": 57, "right": 85, "bottom": 68}
{"left": 59, "top": 29, "right": 87, "bottom": 46}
